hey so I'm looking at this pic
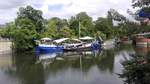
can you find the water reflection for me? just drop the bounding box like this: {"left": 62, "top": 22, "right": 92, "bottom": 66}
{"left": 36, "top": 49, "right": 115, "bottom": 73}
{"left": 0, "top": 44, "right": 138, "bottom": 84}
{"left": 0, "top": 53, "right": 45, "bottom": 84}
{"left": 134, "top": 46, "right": 150, "bottom": 56}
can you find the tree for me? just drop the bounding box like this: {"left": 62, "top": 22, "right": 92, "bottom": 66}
{"left": 59, "top": 27, "right": 75, "bottom": 38}
{"left": 77, "top": 12, "right": 94, "bottom": 36}
{"left": 12, "top": 6, "right": 45, "bottom": 51}
{"left": 0, "top": 28, "right": 3, "bottom": 37}
{"left": 12, "top": 28, "right": 37, "bottom": 50}
{"left": 69, "top": 16, "right": 79, "bottom": 36}
{"left": 48, "top": 17, "right": 68, "bottom": 32}
{"left": 108, "top": 9, "right": 126, "bottom": 23}
{"left": 43, "top": 17, "right": 70, "bottom": 38}
{"left": 94, "top": 9, "right": 127, "bottom": 39}
{"left": 0, "top": 22, "right": 16, "bottom": 38}
{"left": 115, "top": 21, "right": 141, "bottom": 37}
{"left": 95, "top": 17, "right": 114, "bottom": 39}
{"left": 94, "top": 31, "right": 106, "bottom": 40}
{"left": 16, "top": 6, "right": 45, "bottom": 34}
{"left": 69, "top": 12, "right": 94, "bottom": 37}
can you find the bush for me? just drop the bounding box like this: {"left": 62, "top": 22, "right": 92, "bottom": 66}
{"left": 119, "top": 53, "right": 150, "bottom": 84}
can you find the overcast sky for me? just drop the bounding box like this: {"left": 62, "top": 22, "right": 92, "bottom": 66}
{"left": 0, "top": 0, "right": 133, "bottom": 24}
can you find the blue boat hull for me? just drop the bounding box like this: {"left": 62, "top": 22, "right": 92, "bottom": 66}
{"left": 35, "top": 46, "right": 64, "bottom": 53}
{"left": 91, "top": 41, "right": 102, "bottom": 50}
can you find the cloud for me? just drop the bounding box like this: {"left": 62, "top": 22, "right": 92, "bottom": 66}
{"left": 39, "top": 0, "right": 133, "bottom": 20}
{"left": 0, "top": 0, "right": 133, "bottom": 24}
{"left": 0, "top": 0, "right": 28, "bottom": 9}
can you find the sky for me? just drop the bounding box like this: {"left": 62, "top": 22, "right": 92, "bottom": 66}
{"left": 0, "top": 0, "right": 134, "bottom": 24}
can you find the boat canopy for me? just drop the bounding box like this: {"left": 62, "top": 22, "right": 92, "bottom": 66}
{"left": 54, "top": 38, "right": 69, "bottom": 43}
{"left": 41, "top": 38, "right": 52, "bottom": 41}
{"left": 79, "top": 36, "right": 94, "bottom": 40}
{"left": 72, "top": 39, "right": 82, "bottom": 42}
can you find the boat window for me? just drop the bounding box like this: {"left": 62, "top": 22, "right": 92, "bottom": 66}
{"left": 80, "top": 39, "right": 93, "bottom": 43}
{"left": 40, "top": 40, "right": 53, "bottom": 44}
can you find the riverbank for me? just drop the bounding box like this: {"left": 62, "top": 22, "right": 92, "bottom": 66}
{"left": 0, "top": 42, "right": 12, "bottom": 54}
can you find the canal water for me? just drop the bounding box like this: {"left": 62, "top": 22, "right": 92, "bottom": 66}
{"left": 0, "top": 44, "right": 138, "bottom": 84}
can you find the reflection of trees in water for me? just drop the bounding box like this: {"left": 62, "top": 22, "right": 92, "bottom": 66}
{"left": 7, "top": 53, "right": 45, "bottom": 84}
{"left": 96, "top": 49, "right": 115, "bottom": 73}
{"left": 3, "top": 44, "right": 137, "bottom": 84}
{"left": 117, "top": 44, "right": 134, "bottom": 52}
{"left": 43, "top": 49, "right": 116, "bottom": 75}
{"left": 134, "top": 46, "right": 150, "bottom": 56}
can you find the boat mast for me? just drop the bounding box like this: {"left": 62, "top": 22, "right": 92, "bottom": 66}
{"left": 78, "top": 17, "right": 80, "bottom": 39}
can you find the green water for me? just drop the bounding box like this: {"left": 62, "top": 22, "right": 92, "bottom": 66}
{"left": 0, "top": 44, "right": 136, "bottom": 84}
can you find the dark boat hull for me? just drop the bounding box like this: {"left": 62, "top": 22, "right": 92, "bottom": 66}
{"left": 64, "top": 43, "right": 101, "bottom": 52}
{"left": 63, "top": 47, "right": 91, "bottom": 51}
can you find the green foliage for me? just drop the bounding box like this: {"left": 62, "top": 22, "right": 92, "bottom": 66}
{"left": 77, "top": 12, "right": 94, "bottom": 36}
{"left": 12, "top": 29, "right": 36, "bottom": 51}
{"left": 69, "top": 16, "right": 79, "bottom": 36}
{"left": 16, "top": 5, "right": 45, "bottom": 34}
{"left": 139, "top": 24, "right": 150, "bottom": 32}
{"left": 94, "top": 9, "right": 128, "bottom": 39}
{"left": 95, "top": 17, "right": 114, "bottom": 39}
{"left": 11, "top": 6, "right": 44, "bottom": 51}
{"left": 120, "top": 53, "right": 150, "bottom": 84}
{"left": 108, "top": 9, "right": 126, "bottom": 22}
{"left": 59, "top": 27, "right": 75, "bottom": 38}
{"left": 94, "top": 31, "right": 106, "bottom": 40}
{"left": 0, "top": 22, "right": 16, "bottom": 38}
{"left": 0, "top": 29, "right": 2, "bottom": 37}
{"left": 69, "top": 12, "right": 94, "bottom": 37}
{"left": 43, "top": 17, "right": 72, "bottom": 38}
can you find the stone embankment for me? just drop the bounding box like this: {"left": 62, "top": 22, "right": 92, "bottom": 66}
{"left": 0, "top": 41, "right": 12, "bottom": 55}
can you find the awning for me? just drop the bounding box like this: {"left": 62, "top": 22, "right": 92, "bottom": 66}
{"left": 41, "top": 38, "right": 52, "bottom": 41}
{"left": 54, "top": 38, "right": 69, "bottom": 43}
{"left": 79, "top": 36, "right": 94, "bottom": 40}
